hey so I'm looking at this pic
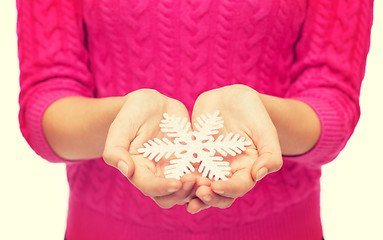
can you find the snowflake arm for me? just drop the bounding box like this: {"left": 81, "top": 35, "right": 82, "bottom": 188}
{"left": 137, "top": 137, "right": 177, "bottom": 162}
{"left": 209, "top": 133, "right": 252, "bottom": 157}
{"left": 198, "top": 155, "right": 230, "bottom": 181}
{"left": 160, "top": 113, "right": 191, "bottom": 138}
{"left": 163, "top": 158, "right": 195, "bottom": 180}
{"left": 193, "top": 110, "right": 224, "bottom": 136}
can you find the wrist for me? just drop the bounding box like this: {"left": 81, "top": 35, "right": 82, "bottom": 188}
{"left": 258, "top": 93, "right": 321, "bottom": 156}
{"left": 42, "top": 95, "right": 128, "bottom": 160}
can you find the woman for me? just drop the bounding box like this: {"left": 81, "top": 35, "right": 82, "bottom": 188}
{"left": 17, "top": 0, "right": 373, "bottom": 239}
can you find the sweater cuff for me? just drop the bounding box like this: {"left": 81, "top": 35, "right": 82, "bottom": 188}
{"left": 282, "top": 94, "right": 351, "bottom": 168}
{"left": 22, "top": 89, "right": 89, "bottom": 164}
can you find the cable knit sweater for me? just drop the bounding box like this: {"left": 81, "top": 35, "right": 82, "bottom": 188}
{"left": 17, "top": 0, "right": 373, "bottom": 239}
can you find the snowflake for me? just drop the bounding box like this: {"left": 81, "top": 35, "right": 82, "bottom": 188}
{"left": 137, "top": 110, "right": 252, "bottom": 181}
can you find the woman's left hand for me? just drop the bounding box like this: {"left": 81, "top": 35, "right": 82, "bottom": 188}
{"left": 187, "top": 84, "right": 283, "bottom": 213}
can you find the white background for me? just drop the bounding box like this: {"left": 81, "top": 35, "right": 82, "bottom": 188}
{"left": 0, "top": 1, "right": 382, "bottom": 240}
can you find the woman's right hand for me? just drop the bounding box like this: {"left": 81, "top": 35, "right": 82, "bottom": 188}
{"left": 103, "top": 89, "right": 206, "bottom": 208}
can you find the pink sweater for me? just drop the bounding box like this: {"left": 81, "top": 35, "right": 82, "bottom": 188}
{"left": 17, "top": 0, "right": 373, "bottom": 239}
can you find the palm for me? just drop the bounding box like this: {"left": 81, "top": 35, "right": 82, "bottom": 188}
{"left": 186, "top": 85, "right": 282, "bottom": 212}
{"left": 104, "top": 90, "right": 202, "bottom": 208}
{"left": 192, "top": 104, "right": 258, "bottom": 189}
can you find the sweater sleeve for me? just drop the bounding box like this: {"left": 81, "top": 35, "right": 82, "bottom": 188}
{"left": 17, "top": 0, "right": 94, "bottom": 163}
{"left": 283, "top": 0, "right": 373, "bottom": 168}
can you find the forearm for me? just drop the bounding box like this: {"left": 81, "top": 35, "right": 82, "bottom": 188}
{"left": 42, "top": 96, "right": 127, "bottom": 160}
{"left": 258, "top": 94, "right": 321, "bottom": 156}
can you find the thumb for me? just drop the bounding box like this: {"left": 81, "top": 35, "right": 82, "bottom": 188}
{"left": 103, "top": 107, "right": 137, "bottom": 178}
{"left": 251, "top": 147, "right": 283, "bottom": 182}
{"left": 103, "top": 146, "right": 135, "bottom": 178}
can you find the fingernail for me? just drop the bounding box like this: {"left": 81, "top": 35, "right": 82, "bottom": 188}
{"left": 183, "top": 182, "right": 193, "bottom": 191}
{"left": 168, "top": 188, "right": 178, "bottom": 193}
{"left": 203, "top": 195, "right": 212, "bottom": 202}
{"left": 117, "top": 161, "right": 129, "bottom": 177}
{"left": 256, "top": 167, "right": 268, "bottom": 182}
{"left": 194, "top": 207, "right": 203, "bottom": 214}
{"left": 213, "top": 190, "right": 224, "bottom": 195}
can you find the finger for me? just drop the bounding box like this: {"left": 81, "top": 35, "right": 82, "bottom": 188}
{"left": 180, "top": 174, "right": 198, "bottom": 201}
{"left": 248, "top": 119, "right": 282, "bottom": 182}
{"left": 210, "top": 169, "right": 255, "bottom": 198}
{"left": 131, "top": 169, "right": 182, "bottom": 197}
{"left": 103, "top": 146, "right": 135, "bottom": 178}
{"left": 250, "top": 146, "right": 283, "bottom": 182}
{"left": 196, "top": 185, "right": 235, "bottom": 209}
{"left": 195, "top": 175, "right": 212, "bottom": 187}
{"left": 187, "top": 198, "right": 210, "bottom": 214}
{"left": 152, "top": 175, "right": 197, "bottom": 208}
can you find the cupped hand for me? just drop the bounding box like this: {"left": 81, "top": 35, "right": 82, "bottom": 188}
{"left": 103, "top": 89, "right": 207, "bottom": 208}
{"left": 187, "top": 84, "right": 283, "bottom": 213}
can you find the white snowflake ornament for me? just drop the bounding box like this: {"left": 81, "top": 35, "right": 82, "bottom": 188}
{"left": 137, "top": 110, "right": 252, "bottom": 181}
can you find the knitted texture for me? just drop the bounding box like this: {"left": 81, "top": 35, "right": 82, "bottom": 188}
{"left": 17, "top": 0, "right": 373, "bottom": 239}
